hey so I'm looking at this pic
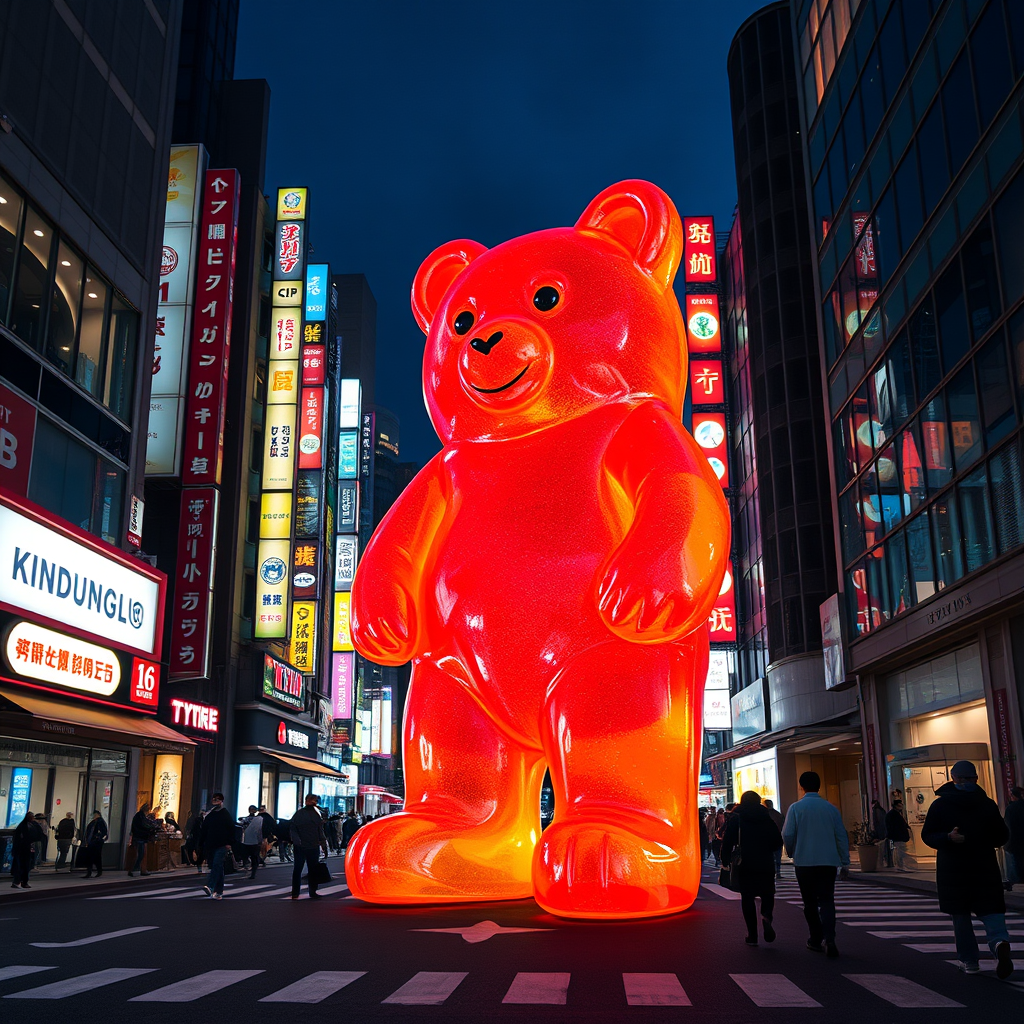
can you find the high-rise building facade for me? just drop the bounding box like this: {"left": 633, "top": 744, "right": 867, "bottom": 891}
{"left": 795, "top": 0, "right": 1024, "bottom": 860}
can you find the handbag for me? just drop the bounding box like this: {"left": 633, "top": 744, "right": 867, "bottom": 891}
{"left": 310, "top": 860, "right": 332, "bottom": 884}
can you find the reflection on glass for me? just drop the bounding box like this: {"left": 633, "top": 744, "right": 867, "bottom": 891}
{"left": 859, "top": 467, "right": 881, "bottom": 549}
{"left": 877, "top": 442, "right": 902, "bottom": 532}
{"left": 846, "top": 560, "right": 869, "bottom": 636}
{"left": 47, "top": 241, "right": 83, "bottom": 374}
{"left": 871, "top": 365, "right": 893, "bottom": 447}
{"left": 10, "top": 206, "right": 52, "bottom": 347}
{"left": 931, "top": 493, "right": 964, "bottom": 589}
{"left": 899, "top": 419, "right": 927, "bottom": 512}
{"left": 885, "top": 329, "right": 914, "bottom": 427}
{"left": 840, "top": 487, "right": 864, "bottom": 562}
{"left": 976, "top": 332, "right": 1015, "bottom": 447}
{"left": 104, "top": 295, "right": 138, "bottom": 423}
{"left": 887, "top": 530, "right": 912, "bottom": 615}
{"left": 0, "top": 172, "right": 24, "bottom": 323}
{"left": 76, "top": 267, "right": 107, "bottom": 397}
{"left": 946, "top": 364, "right": 982, "bottom": 471}
{"left": 94, "top": 462, "right": 124, "bottom": 546}
{"left": 989, "top": 442, "right": 1024, "bottom": 553}
{"left": 865, "top": 548, "right": 890, "bottom": 626}
{"left": 920, "top": 394, "right": 952, "bottom": 490}
{"left": 957, "top": 465, "right": 993, "bottom": 573}
{"left": 910, "top": 295, "right": 941, "bottom": 398}
{"left": 906, "top": 509, "right": 936, "bottom": 602}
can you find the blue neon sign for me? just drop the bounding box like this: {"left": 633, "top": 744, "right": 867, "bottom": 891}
{"left": 305, "top": 264, "right": 329, "bottom": 322}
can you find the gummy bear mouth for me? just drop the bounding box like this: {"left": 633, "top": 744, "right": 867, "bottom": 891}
{"left": 468, "top": 363, "right": 531, "bottom": 394}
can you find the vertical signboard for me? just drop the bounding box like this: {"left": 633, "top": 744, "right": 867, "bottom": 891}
{"left": 305, "top": 264, "right": 329, "bottom": 321}
{"left": 708, "top": 561, "right": 737, "bottom": 642}
{"left": 683, "top": 217, "right": 716, "bottom": 282}
{"left": 0, "top": 382, "right": 37, "bottom": 496}
{"left": 685, "top": 294, "right": 721, "bottom": 353}
{"left": 147, "top": 145, "right": 206, "bottom": 475}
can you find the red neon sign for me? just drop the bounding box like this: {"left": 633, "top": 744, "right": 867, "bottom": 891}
{"left": 684, "top": 216, "right": 716, "bottom": 282}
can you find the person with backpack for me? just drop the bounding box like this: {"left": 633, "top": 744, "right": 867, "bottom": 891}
{"left": 721, "top": 791, "right": 783, "bottom": 945}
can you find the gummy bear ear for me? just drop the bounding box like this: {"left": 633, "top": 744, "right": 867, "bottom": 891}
{"left": 575, "top": 180, "right": 683, "bottom": 292}
{"left": 411, "top": 239, "right": 488, "bottom": 333}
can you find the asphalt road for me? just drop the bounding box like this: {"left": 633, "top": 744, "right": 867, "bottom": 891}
{"left": 1, "top": 859, "right": 1021, "bottom": 1022}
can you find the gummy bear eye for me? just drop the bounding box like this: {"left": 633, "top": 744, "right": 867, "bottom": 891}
{"left": 453, "top": 311, "right": 475, "bottom": 335}
{"left": 533, "top": 286, "right": 560, "bottom": 312}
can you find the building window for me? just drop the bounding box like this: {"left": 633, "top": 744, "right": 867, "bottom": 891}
{"left": 47, "top": 241, "right": 84, "bottom": 375}
{"left": 76, "top": 267, "right": 108, "bottom": 398}
{"left": 11, "top": 206, "right": 54, "bottom": 348}
{"left": 104, "top": 294, "right": 137, "bottom": 422}
{"left": 0, "top": 172, "right": 24, "bottom": 323}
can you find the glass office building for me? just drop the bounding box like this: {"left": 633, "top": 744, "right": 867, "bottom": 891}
{"left": 795, "top": 0, "right": 1024, "bottom": 859}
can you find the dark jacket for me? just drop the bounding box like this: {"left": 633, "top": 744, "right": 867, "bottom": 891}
{"left": 199, "top": 805, "right": 234, "bottom": 852}
{"left": 258, "top": 811, "right": 277, "bottom": 840}
{"left": 12, "top": 818, "right": 44, "bottom": 852}
{"left": 84, "top": 817, "right": 108, "bottom": 847}
{"left": 721, "top": 805, "right": 783, "bottom": 893}
{"left": 130, "top": 810, "right": 158, "bottom": 841}
{"left": 921, "top": 781, "right": 1009, "bottom": 916}
{"left": 885, "top": 808, "right": 911, "bottom": 843}
{"left": 766, "top": 806, "right": 785, "bottom": 834}
{"left": 871, "top": 803, "right": 887, "bottom": 840}
{"left": 1005, "top": 799, "right": 1024, "bottom": 857}
{"left": 290, "top": 805, "right": 327, "bottom": 849}
{"left": 55, "top": 817, "right": 77, "bottom": 842}
{"left": 341, "top": 816, "right": 360, "bottom": 845}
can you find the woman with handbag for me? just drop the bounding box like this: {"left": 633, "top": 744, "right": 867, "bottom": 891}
{"left": 721, "top": 790, "right": 784, "bottom": 946}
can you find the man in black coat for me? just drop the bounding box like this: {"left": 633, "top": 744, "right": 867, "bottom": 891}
{"left": 1005, "top": 786, "right": 1024, "bottom": 890}
{"left": 921, "top": 760, "right": 1013, "bottom": 978}
{"left": 341, "top": 810, "right": 360, "bottom": 850}
{"left": 198, "top": 792, "right": 234, "bottom": 900}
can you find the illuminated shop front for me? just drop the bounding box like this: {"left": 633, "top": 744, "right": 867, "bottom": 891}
{"left": 0, "top": 490, "right": 192, "bottom": 870}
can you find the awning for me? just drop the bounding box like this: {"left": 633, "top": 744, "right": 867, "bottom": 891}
{"left": 0, "top": 685, "right": 196, "bottom": 751}
{"left": 705, "top": 725, "right": 862, "bottom": 765}
{"left": 254, "top": 746, "right": 350, "bottom": 780}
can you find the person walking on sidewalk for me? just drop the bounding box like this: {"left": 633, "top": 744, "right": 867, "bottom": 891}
{"left": 238, "top": 805, "right": 263, "bottom": 879}
{"left": 921, "top": 760, "right": 1013, "bottom": 979}
{"left": 1004, "top": 786, "right": 1024, "bottom": 891}
{"left": 290, "top": 793, "right": 329, "bottom": 899}
{"left": 54, "top": 812, "right": 77, "bottom": 870}
{"left": 885, "top": 799, "right": 912, "bottom": 871}
{"left": 721, "top": 790, "right": 783, "bottom": 946}
{"left": 10, "top": 811, "right": 44, "bottom": 889}
{"left": 82, "top": 810, "right": 108, "bottom": 878}
{"left": 871, "top": 798, "right": 889, "bottom": 868}
{"left": 764, "top": 799, "right": 785, "bottom": 879}
{"left": 199, "top": 793, "right": 234, "bottom": 901}
{"left": 127, "top": 802, "right": 157, "bottom": 876}
{"left": 782, "top": 771, "right": 850, "bottom": 959}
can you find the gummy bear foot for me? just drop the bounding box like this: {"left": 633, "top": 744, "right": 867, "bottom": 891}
{"left": 345, "top": 812, "right": 536, "bottom": 904}
{"left": 532, "top": 818, "right": 698, "bottom": 919}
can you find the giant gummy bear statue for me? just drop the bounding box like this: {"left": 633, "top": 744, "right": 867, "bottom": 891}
{"left": 347, "top": 180, "right": 730, "bottom": 919}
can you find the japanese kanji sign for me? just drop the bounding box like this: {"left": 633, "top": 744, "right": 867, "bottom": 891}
{"left": 683, "top": 216, "right": 716, "bottom": 282}
{"left": 289, "top": 600, "right": 316, "bottom": 673}
{"left": 180, "top": 169, "right": 240, "bottom": 487}
{"left": 298, "top": 387, "right": 323, "bottom": 469}
{"left": 168, "top": 487, "right": 218, "bottom": 680}
{"left": 689, "top": 359, "right": 724, "bottom": 405}
{"left": 708, "top": 561, "right": 736, "bottom": 642}
{"left": 302, "top": 345, "right": 326, "bottom": 385}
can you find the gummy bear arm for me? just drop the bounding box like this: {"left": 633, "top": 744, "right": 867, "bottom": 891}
{"left": 351, "top": 455, "right": 450, "bottom": 662}
{"left": 598, "top": 402, "right": 731, "bottom": 641}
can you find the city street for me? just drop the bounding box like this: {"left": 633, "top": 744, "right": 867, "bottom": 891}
{"left": 0, "top": 862, "right": 1020, "bottom": 1022}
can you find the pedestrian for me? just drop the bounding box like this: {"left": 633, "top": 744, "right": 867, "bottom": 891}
{"left": 871, "top": 799, "right": 889, "bottom": 868}
{"left": 276, "top": 817, "right": 293, "bottom": 862}
{"left": 698, "top": 812, "right": 709, "bottom": 863}
{"left": 921, "top": 760, "right": 1013, "bottom": 979}
{"left": 711, "top": 808, "right": 726, "bottom": 866}
{"left": 721, "top": 790, "right": 783, "bottom": 946}
{"left": 885, "top": 799, "right": 912, "bottom": 871}
{"left": 238, "top": 804, "right": 263, "bottom": 879}
{"left": 127, "top": 801, "right": 158, "bottom": 876}
{"left": 185, "top": 809, "right": 204, "bottom": 870}
{"left": 782, "top": 770, "right": 850, "bottom": 958}
{"left": 82, "top": 810, "right": 108, "bottom": 878}
{"left": 9, "top": 811, "right": 44, "bottom": 889}
{"left": 32, "top": 813, "right": 48, "bottom": 865}
{"left": 341, "top": 809, "right": 360, "bottom": 851}
{"left": 289, "top": 793, "right": 329, "bottom": 899}
{"left": 54, "top": 811, "right": 77, "bottom": 870}
{"left": 1004, "top": 786, "right": 1024, "bottom": 891}
{"left": 258, "top": 805, "right": 276, "bottom": 864}
{"left": 764, "top": 799, "right": 785, "bottom": 879}
{"left": 199, "top": 792, "right": 234, "bottom": 900}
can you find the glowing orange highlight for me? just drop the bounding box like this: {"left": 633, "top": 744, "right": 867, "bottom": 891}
{"left": 347, "top": 180, "right": 730, "bottom": 919}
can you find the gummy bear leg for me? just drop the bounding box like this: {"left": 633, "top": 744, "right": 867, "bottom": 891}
{"left": 534, "top": 631, "right": 708, "bottom": 919}
{"left": 346, "top": 657, "right": 545, "bottom": 904}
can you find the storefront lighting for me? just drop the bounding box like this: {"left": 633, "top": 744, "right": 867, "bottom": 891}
{"left": 87, "top": 292, "right": 97, "bottom": 299}
{"left": 60, "top": 259, "right": 71, "bottom": 266}
{"left": 32, "top": 228, "right": 44, "bottom": 237}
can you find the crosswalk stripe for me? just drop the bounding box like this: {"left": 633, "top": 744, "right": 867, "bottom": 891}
{"left": 730, "top": 973, "right": 820, "bottom": 1007}
{"left": 383, "top": 971, "right": 467, "bottom": 1005}
{"left": 623, "top": 973, "right": 691, "bottom": 1006}
{"left": 231, "top": 886, "right": 295, "bottom": 900}
{"left": 904, "top": 943, "right": 962, "bottom": 952}
{"left": 843, "top": 974, "right": 963, "bottom": 1008}
{"left": 129, "top": 970, "right": 264, "bottom": 1001}
{"left": 259, "top": 971, "right": 366, "bottom": 1002}
{"left": 4, "top": 968, "right": 157, "bottom": 999}
{"left": 503, "top": 972, "right": 570, "bottom": 1004}
{"left": 869, "top": 930, "right": 1024, "bottom": 939}
{"left": 0, "top": 967, "right": 56, "bottom": 983}
{"left": 32, "top": 926, "right": 158, "bottom": 948}
{"left": 90, "top": 887, "right": 193, "bottom": 900}
{"left": 221, "top": 885, "right": 274, "bottom": 897}
{"left": 944, "top": 958, "right": 1024, "bottom": 972}
{"left": 148, "top": 889, "right": 209, "bottom": 900}
{"left": 838, "top": 912, "right": 948, "bottom": 917}
{"left": 701, "top": 884, "right": 742, "bottom": 900}
{"left": 280, "top": 884, "right": 350, "bottom": 899}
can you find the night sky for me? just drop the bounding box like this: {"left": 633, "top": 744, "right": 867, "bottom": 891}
{"left": 235, "top": 0, "right": 767, "bottom": 467}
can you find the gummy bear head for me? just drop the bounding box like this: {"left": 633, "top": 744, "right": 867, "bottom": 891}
{"left": 413, "top": 180, "right": 688, "bottom": 444}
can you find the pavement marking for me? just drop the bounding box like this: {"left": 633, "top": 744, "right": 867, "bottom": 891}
{"left": 232, "top": 886, "right": 294, "bottom": 900}
{"left": 31, "top": 926, "right": 158, "bottom": 948}
{"left": 281, "top": 884, "right": 350, "bottom": 899}
{"left": 944, "top": 958, "right": 1024, "bottom": 972}
{"left": 700, "top": 884, "right": 742, "bottom": 900}
{"left": 843, "top": 974, "right": 963, "bottom": 1008}
{"left": 90, "top": 887, "right": 192, "bottom": 900}
{"left": 383, "top": 971, "right": 468, "bottom": 1005}
{"left": 221, "top": 885, "right": 274, "bottom": 897}
{"left": 838, "top": 912, "right": 949, "bottom": 918}
{"left": 259, "top": 970, "right": 367, "bottom": 1002}
{"left": 502, "top": 972, "right": 570, "bottom": 1004}
{"left": 4, "top": 968, "right": 157, "bottom": 999}
{"left": 412, "top": 920, "right": 554, "bottom": 943}
{"left": 623, "top": 973, "right": 691, "bottom": 1006}
{"left": 0, "top": 967, "right": 57, "bottom": 983}
{"left": 869, "top": 930, "right": 1024, "bottom": 938}
{"left": 148, "top": 889, "right": 211, "bottom": 900}
{"left": 129, "top": 969, "right": 265, "bottom": 1002}
{"left": 906, "top": 942, "right": 1022, "bottom": 953}
{"left": 730, "top": 973, "right": 821, "bottom": 1007}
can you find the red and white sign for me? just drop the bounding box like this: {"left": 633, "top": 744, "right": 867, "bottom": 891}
{"left": 130, "top": 657, "right": 160, "bottom": 707}
{"left": 0, "top": 383, "right": 37, "bottom": 497}
{"left": 693, "top": 411, "right": 729, "bottom": 487}
{"left": 685, "top": 294, "right": 721, "bottom": 353}
{"left": 708, "top": 562, "right": 736, "bottom": 642}
{"left": 180, "top": 169, "right": 240, "bottom": 486}
{"left": 298, "top": 388, "right": 323, "bottom": 469}
{"left": 169, "top": 697, "right": 219, "bottom": 733}
{"left": 689, "top": 359, "right": 724, "bottom": 405}
{"left": 684, "top": 216, "right": 716, "bottom": 282}
{"left": 302, "top": 345, "right": 325, "bottom": 385}
{"left": 168, "top": 488, "right": 218, "bottom": 680}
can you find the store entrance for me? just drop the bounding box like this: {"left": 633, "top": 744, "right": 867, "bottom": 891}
{"left": 85, "top": 776, "right": 127, "bottom": 866}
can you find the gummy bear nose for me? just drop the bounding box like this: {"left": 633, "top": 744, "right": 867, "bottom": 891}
{"left": 470, "top": 331, "right": 503, "bottom": 355}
